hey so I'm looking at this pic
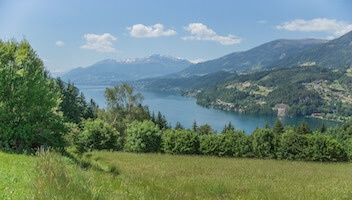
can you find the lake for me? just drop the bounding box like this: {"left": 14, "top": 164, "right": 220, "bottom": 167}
{"left": 78, "top": 85, "right": 339, "bottom": 134}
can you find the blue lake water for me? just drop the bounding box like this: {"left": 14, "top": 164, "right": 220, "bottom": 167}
{"left": 78, "top": 85, "right": 340, "bottom": 134}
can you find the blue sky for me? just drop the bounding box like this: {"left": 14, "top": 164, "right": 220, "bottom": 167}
{"left": 1, "top": 0, "right": 352, "bottom": 75}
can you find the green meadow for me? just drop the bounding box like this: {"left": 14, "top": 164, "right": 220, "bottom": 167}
{"left": 1, "top": 151, "right": 352, "bottom": 200}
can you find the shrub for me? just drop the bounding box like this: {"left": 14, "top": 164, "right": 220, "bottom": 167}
{"left": 76, "top": 119, "right": 120, "bottom": 152}
{"left": 199, "top": 134, "right": 220, "bottom": 156}
{"left": 306, "top": 133, "right": 348, "bottom": 162}
{"left": 252, "top": 128, "right": 276, "bottom": 158}
{"left": 278, "top": 130, "right": 308, "bottom": 160}
{"left": 219, "top": 130, "right": 252, "bottom": 157}
{"left": 124, "top": 120, "right": 162, "bottom": 153}
{"left": 162, "top": 129, "right": 199, "bottom": 155}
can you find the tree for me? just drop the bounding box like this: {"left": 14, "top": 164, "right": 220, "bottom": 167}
{"left": 124, "top": 120, "right": 161, "bottom": 153}
{"left": 199, "top": 134, "right": 220, "bottom": 156}
{"left": 76, "top": 119, "right": 120, "bottom": 152}
{"left": 155, "top": 111, "right": 169, "bottom": 130}
{"left": 175, "top": 121, "right": 184, "bottom": 130}
{"left": 192, "top": 120, "right": 198, "bottom": 132}
{"left": 221, "top": 122, "right": 235, "bottom": 133}
{"left": 278, "top": 130, "right": 308, "bottom": 160}
{"left": 162, "top": 129, "right": 199, "bottom": 155}
{"left": 320, "top": 123, "right": 327, "bottom": 133}
{"left": 273, "top": 119, "right": 284, "bottom": 135}
{"left": 252, "top": 128, "right": 276, "bottom": 158}
{"left": 296, "top": 121, "right": 312, "bottom": 134}
{"left": 219, "top": 130, "right": 251, "bottom": 157}
{"left": 102, "top": 83, "right": 150, "bottom": 134}
{"left": 0, "top": 40, "right": 66, "bottom": 152}
{"left": 197, "top": 124, "right": 215, "bottom": 135}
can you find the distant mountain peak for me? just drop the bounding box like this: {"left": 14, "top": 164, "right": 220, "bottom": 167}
{"left": 60, "top": 54, "right": 192, "bottom": 85}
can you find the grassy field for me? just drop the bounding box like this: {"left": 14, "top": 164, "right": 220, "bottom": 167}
{"left": 1, "top": 151, "right": 352, "bottom": 199}
{"left": 0, "top": 152, "right": 36, "bottom": 199}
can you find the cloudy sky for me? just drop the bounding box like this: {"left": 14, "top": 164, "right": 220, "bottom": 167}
{"left": 1, "top": 0, "right": 351, "bottom": 75}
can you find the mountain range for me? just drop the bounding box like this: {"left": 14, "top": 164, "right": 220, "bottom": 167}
{"left": 61, "top": 54, "right": 192, "bottom": 85}
{"left": 61, "top": 31, "right": 352, "bottom": 85}
{"left": 178, "top": 38, "right": 327, "bottom": 77}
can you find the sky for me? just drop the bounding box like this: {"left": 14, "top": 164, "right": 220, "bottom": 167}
{"left": 1, "top": 0, "right": 352, "bottom": 75}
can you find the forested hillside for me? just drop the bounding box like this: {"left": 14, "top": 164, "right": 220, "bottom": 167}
{"left": 196, "top": 66, "right": 352, "bottom": 120}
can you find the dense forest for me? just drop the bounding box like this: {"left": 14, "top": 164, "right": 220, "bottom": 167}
{"left": 1, "top": 40, "right": 352, "bottom": 162}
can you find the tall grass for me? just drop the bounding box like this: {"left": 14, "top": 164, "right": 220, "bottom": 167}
{"left": 34, "top": 149, "right": 107, "bottom": 200}
{"left": 87, "top": 151, "right": 352, "bottom": 200}
{"left": 2, "top": 150, "right": 352, "bottom": 199}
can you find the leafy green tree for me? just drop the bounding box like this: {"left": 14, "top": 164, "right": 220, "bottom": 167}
{"left": 0, "top": 39, "right": 65, "bottom": 152}
{"left": 101, "top": 83, "right": 150, "bottom": 135}
{"left": 124, "top": 120, "right": 162, "bottom": 153}
{"left": 162, "top": 129, "right": 199, "bottom": 155}
{"left": 278, "top": 130, "right": 308, "bottom": 160}
{"left": 199, "top": 134, "right": 220, "bottom": 156}
{"left": 197, "top": 124, "right": 216, "bottom": 135}
{"left": 76, "top": 119, "right": 120, "bottom": 152}
{"left": 296, "top": 121, "right": 312, "bottom": 134}
{"left": 306, "top": 133, "right": 347, "bottom": 162}
{"left": 219, "top": 130, "right": 252, "bottom": 157}
{"left": 252, "top": 128, "right": 276, "bottom": 158}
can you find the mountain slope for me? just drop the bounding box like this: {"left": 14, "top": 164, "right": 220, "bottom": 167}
{"left": 270, "top": 31, "right": 352, "bottom": 69}
{"left": 195, "top": 65, "right": 352, "bottom": 120}
{"left": 61, "top": 54, "right": 192, "bottom": 85}
{"left": 178, "top": 38, "right": 327, "bottom": 76}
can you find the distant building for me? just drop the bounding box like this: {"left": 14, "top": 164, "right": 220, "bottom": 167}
{"left": 273, "top": 103, "right": 289, "bottom": 117}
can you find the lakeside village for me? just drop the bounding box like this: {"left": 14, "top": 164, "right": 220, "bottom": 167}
{"left": 213, "top": 79, "right": 352, "bottom": 121}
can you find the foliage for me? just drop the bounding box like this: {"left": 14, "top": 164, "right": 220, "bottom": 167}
{"left": 278, "top": 129, "right": 308, "bottom": 160}
{"left": 99, "top": 83, "right": 151, "bottom": 136}
{"left": 273, "top": 119, "right": 284, "bottom": 135}
{"left": 306, "top": 133, "right": 348, "bottom": 162}
{"left": 54, "top": 78, "right": 98, "bottom": 124}
{"left": 153, "top": 111, "right": 169, "bottom": 130}
{"left": 252, "top": 128, "right": 276, "bottom": 158}
{"left": 76, "top": 119, "right": 120, "bottom": 152}
{"left": 220, "top": 130, "right": 252, "bottom": 157}
{"left": 0, "top": 39, "right": 66, "bottom": 152}
{"left": 124, "top": 120, "right": 162, "bottom": 153}
{"left": 199, "top": 134, "right": 220, "bottom": 156}
{"left": 162, "top": 129, "right": 199, "bottom": 155}
{"left": 197, "top": 123, "right": 216, "bottom": 135}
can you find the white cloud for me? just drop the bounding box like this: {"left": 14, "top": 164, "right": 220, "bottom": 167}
{"left": 55, "top": 40, "right": 64, "bottom": 46}
{"left": 128, "top": 23, "right": 177, "bottom": 38}
{"left": 276, "top": 18, "right": 352, "bottom": 36}
{"left": 257, "top": 20, "right": 267, "bottom": 24}
{"left": 81, "top": 33, "right": 117, "bottom": 53}
{"left": 182, "top": 23, "right": 241, "bottom": 45}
